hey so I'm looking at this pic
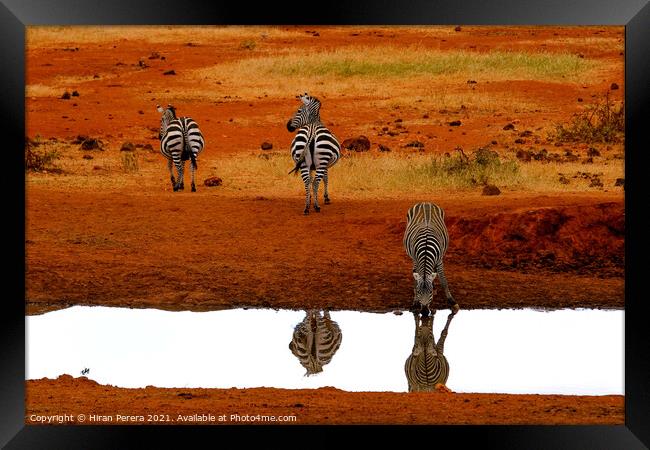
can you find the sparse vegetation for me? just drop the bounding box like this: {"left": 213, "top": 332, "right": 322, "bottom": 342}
{"left": 25, "top": 138, "right": 62, "bottom": 172}
{"left": 239, "top": 40, "right": 256, "bottom": 50}
{"left": 553, "top": 92, "right": 624, "bottom": 143}
{"left": 121, "top": 152, "right": 139, "bottom": 173}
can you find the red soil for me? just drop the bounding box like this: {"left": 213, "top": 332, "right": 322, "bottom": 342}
{"left": 24, "top": 25, "right": 625, "bottom": 425}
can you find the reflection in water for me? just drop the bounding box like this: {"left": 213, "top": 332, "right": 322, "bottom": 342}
{"left": 26, "top": 307, "right": 624, "bottom": 394}
{"left": 289, "top": 310, "right": 342, "bottom": 375}
{"left": 405, "top": 309, "right": 456, "bottom": 392}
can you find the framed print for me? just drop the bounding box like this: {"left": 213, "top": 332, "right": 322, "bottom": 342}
{"left": 3, "top": 0, "right": 649, "bottom": 448}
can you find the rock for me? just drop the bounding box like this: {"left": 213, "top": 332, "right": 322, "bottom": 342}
{"left": 448, "top": 120, "right": 462, "bottom": 126}
{"left": 120, "top": 142, "right": 136, "bottom": 152}
{"left": 503, "top": 123, "right": 515, "bottom": 130}
{"left": 82, "top": 154, "right": 93, "bottom": 160}
{"left": 163, "top": 70, "right": 176, "bottom": 75}
{"left": 467, "top": 80, "right": 477, "bottom": 84}
{"left": 587, "top": 147, "right": 600, "bottom": 157}
{"left": 614, "top": 178, "right": 624, "bottom": 187}
{"left": 516, "top": 149, "right": 532, "bottom": 162}
{"left": 589, "top": 177, "right": 603, "bottom": 188}
{"left": 260, "top": 141, "right": 273, "bottom": 150}
{"left": 558, "top": 174, "right": 570, "bottom": 184}
{"left": 204, "top": 176, "right": 223, "bottom": 187}
{"left": 342, "top": 135, "right": 371, "bottom": 152}
{"left": 143, "top": 143, "right": 154, "bottom": 151}
{"left": 405, "top": 140, "right": 424, "bottom": 148}
{"left": 81, "top": 138, "right": 103, "bottom": 151}
{"left": 394, "top": 118, "right": 403, "bottom": 123}
{"left": 482, "top": 185, "right": 501, "bottom": 196}
{"left": 610, "top": 82, "right": 619, "bottom": 90}
{"left": 378, "top": 144, "right": 391, "bottom": 152}
{"left": 72, "top": 91, "right": 79, "bottom": 97}
{"left": 454, "top": 26, "right": 462, "bottom": 31}
{"left": 61, "top": 91, "right": 71, "bottom": 99}
{"left": 519, "top": 130, "right": 533, "bottom": 137}
{"left": 514, "top": 138, "right": 525, "bottom": 144}
{"left": 491, "top": 140, "right": 498, "bottom": 145}
{"left": 422, "top": 114, "right": 429, "bottom": 119}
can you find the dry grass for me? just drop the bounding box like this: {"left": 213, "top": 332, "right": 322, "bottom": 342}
{"left": 27, "top": 26, "right": 305, "bottom": 46}
{"left": 26, "top": 142, "right": 624, "bottom": 197}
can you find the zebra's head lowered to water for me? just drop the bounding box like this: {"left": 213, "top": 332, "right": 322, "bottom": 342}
{"left": 287, "top": 93, "right": 321, "bottom": 132}
{"left": 413, "top": 272, "right": 436, "bottom": 308}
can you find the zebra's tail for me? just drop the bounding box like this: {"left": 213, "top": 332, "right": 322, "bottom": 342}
{"left": 288, "top": 151, "right": 307, "bottom": 175}
{"left": 183, "top": 126, "right": 197, "bottom": 170}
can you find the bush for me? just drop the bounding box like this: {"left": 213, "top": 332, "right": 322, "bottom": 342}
{"left": 553, "top": 91, "right": 624, "bottom": 143}
{"left": 121, "top": 152, "right": 139, "bottom": 173}
{"left": 25, "top": 140, "right": 61, "bottom": 172}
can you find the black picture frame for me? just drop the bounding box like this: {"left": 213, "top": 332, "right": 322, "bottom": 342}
{"left": 4, "top": 0, "right": 649, "bottom": 447}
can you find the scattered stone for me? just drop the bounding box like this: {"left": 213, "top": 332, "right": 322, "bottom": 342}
{"left": 143, "top": 143, "right": 154, "bottom": 151}
{"left": 614, "top": 178, "right": 624, "bottom": 187}
{"left": 467, "top": 80, "right": 477, "bottom": 84}
{"left": 80, "top": 138, "right": 103, "bottom": 151}
{"left": 610, "top": 82, "right": 619, "bottom": 90}
{"left": 378, "top": 144, "right": 391, "bottom": 152}
{"left": 449, "top": 120, "right": 462, "bottom": 126}
{"left": 394, "top": 118, "right": 403, "bottom": 123}
{"left": 148, "top": 52, "right": 161, "bottom": 59}
{"left": 163, "top": 70, "right": 176, "bottom": 75}
{"left": 260, "top": 141, "right": 273, "bottom": 150}
{"left": 587, "top": 147, "right": 600, "bottom": 157}
{"left": 514, "top": 138, "right": 525, "bottom": 144}
{"left": 204, "top": 176, "right": 223, "bottom": 187}
{"left": 503, "top": 123, "right": 515, "bottom": 130}
{"left": 577, "top": 97, "right": 583, "bottom": 102}
{"left": 82, "top": 154, "right": 93, "bottom": 160}
{"left": 71, "top": 91, "right": 79, "bottom": 97}
{"left": 454, "top": 26, "right": 462, "bottom": 31}
{"left": 482, "top": 185, "right": 501, "bottom": 196}
{"left": 516, "top": 149, "right": 532, "bottom": 162}
{"left": 519, "top": 130, "right": 533, "bottom": 137}
{"left": 120, "top": 142, "right": 136, "bottom": 152}
{"left": 491, "top": 140, "right": 497, "bottom": 145}
{"left": 342, "top": 135, "right": 371, "bottom": 152}
{"left": 422, "top": 114, "right": 429, "bottom": 119}
{"left": 405, "top": 140, "right": 424, "bottom": 148}
{"left": 582, "top": 157, "right": 593, "bottom": 164}
{"left": 558, "top": 174, "right": 570, "bottom": 184}
{"left": 61, "top": 91, "right": 71, "bottom": 99}
{"left": 589, "top": 177, "right": 603, "bottom": 188}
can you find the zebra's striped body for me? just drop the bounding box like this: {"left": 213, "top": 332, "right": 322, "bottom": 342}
{"left": 403, "top": 202, "right": 458, "bottom": 313}
{"left": 289, "top": 310, "right": 342, "bottom": 376}
{"left": 404, "top": 310, "right": 455, "bottom": 392}
{"left": 157, "top": 104, "right": 205, "bottom": 192}
{"left": 287, "top": 93, "right": 340, "bottom": 214}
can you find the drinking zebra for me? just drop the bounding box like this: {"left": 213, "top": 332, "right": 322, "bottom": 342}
{"left": 156, "top": 104, "right": 205, "bottom": 192}
{"left": 404, "top": 309, "right": 456, "bottom": 392}
{"left": 287, "top": 93, "right": 340, "bottom": 214}
{"left": 289, "top": 310, "right": 342, "bottom": 376}
{"left": 403, "top": 202, "right": 459, "bottom": 314}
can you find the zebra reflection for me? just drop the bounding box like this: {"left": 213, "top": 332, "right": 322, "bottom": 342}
{"left": 405, "top": 309, "right": 457, "bottom": 392}
{"left": 289, "top": 310, "right": 342, "bottom": 376}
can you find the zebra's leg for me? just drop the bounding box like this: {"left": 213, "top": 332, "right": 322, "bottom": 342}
{"left": 173, "top": 159, "right": 184, "bottom": 191}
{"left": 323, "top": 171, "right": 330, "bottom": 204}
{"left": 300, "top": 166, "right": 312, "bottom": 214}
{"left": 436, "top": 262, "right": 459, "bottom": 313}
{"left": 190, "top": 156, "right": 197, "bottom": 192}
{"left": 312, "top": 168, "right": 326, "bottom": 212}
{"left": 167, "top": 159, "right": 176, "bottom": 189}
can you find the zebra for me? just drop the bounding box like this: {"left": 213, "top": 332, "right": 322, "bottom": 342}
{"left": 403, "top": 202, "right": 459, "bottom": 315}
{"left": 289, "top": 310, "right": 342, "bottom": 376}
{"left": 404, "top": 309, "right": 456, "bottom": 392}
{"left": 156, "top": 104, "right": 205, "bottom": 192}
{"left": 286, "top": 93, "right": 340, "bottom": 215}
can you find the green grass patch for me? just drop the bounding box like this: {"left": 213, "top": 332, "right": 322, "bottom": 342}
{"left": 247, "top": 48, "right": 594, "bottom": 81}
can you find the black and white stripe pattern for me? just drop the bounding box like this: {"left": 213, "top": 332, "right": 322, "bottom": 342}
{"left": 404, "top": 310, "right": 455, "bottom": 392}
{"left": 287, "top": 93, "right": 340, "bottom": 215}
{"left": 157, "top": 104, "right": 205, "bottom": 192}
{"left": 289, "top": 310, "right": 342, "bottom": 376}
{"left": 403, "top": 202, "right": 458, "bottom": 313}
